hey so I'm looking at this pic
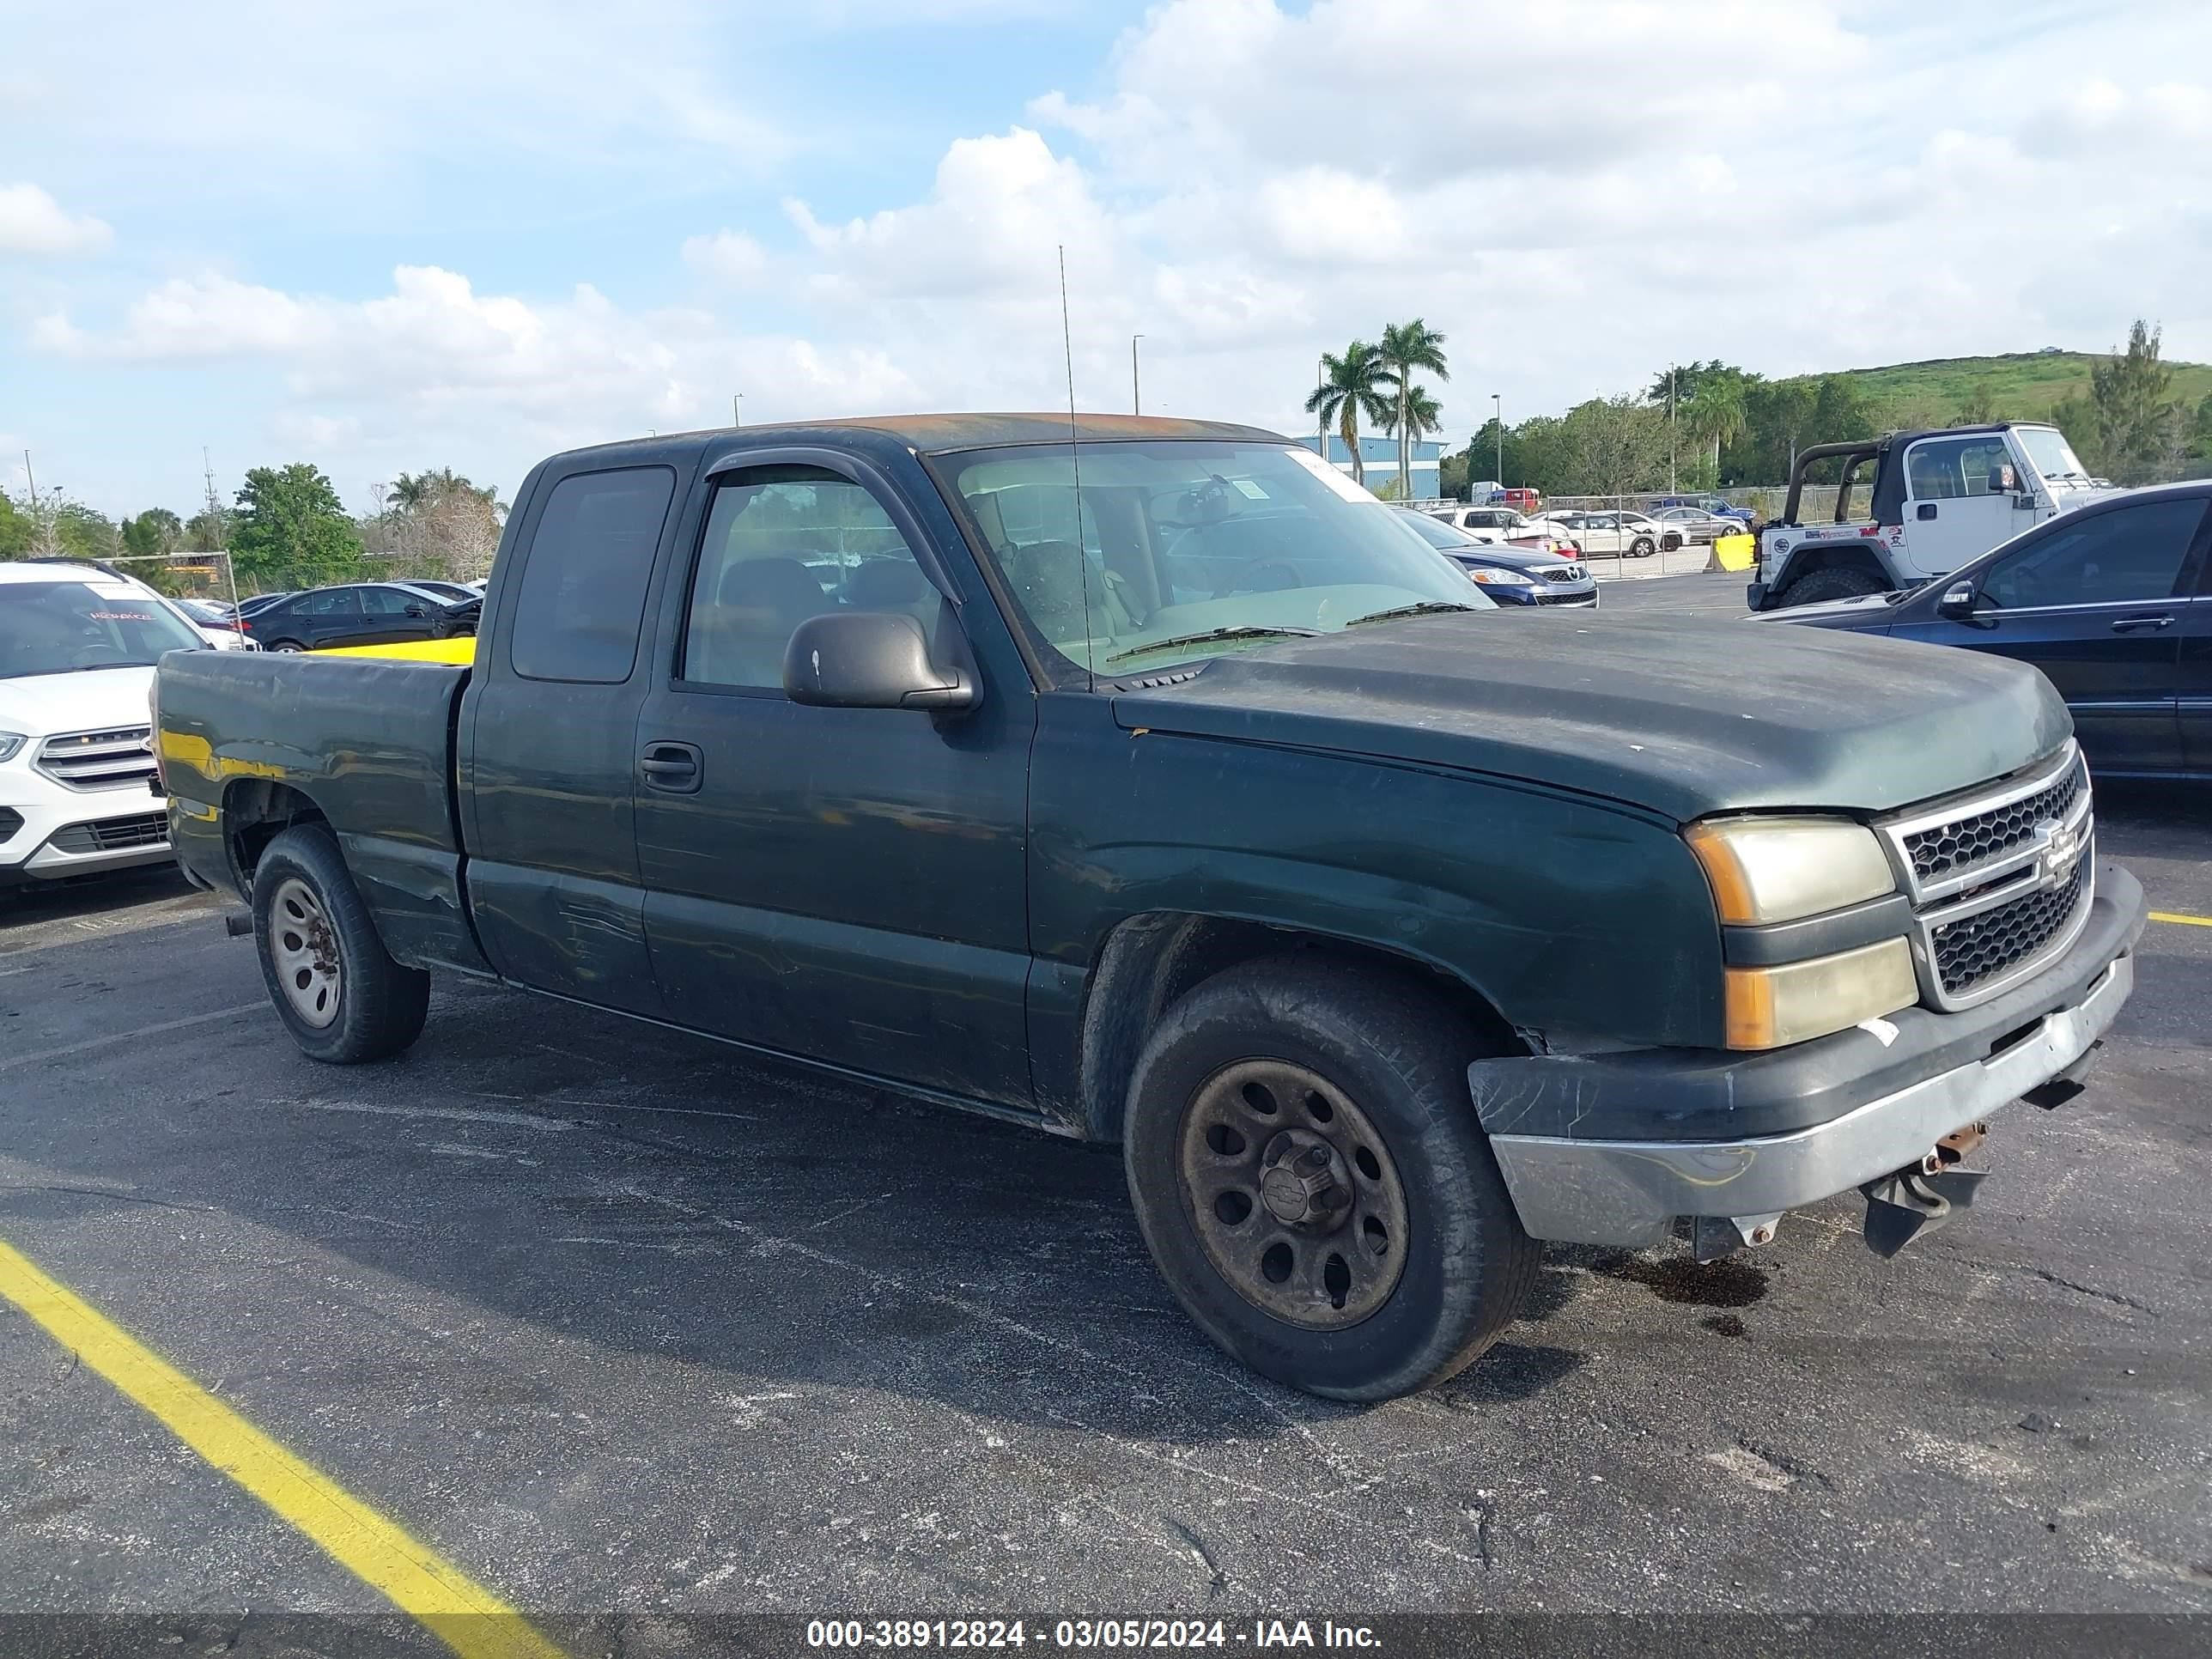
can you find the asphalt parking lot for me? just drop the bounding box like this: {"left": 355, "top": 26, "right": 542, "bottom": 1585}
{"left": 2, "top": 631, "right": 2208, "bottom": 1636}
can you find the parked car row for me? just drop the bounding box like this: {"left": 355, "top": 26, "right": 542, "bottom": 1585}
{"left": 240, "top": 581, "right": 480, "bottom": 652}
{"left": 1396, "top": 510, "right": 1598, "bottom": 607}
{"left": 1525, "top": 509, "right": 1686, "bottom": 558}
{"left": 1424, "top": 505, "right": 1583, "bottom": 560}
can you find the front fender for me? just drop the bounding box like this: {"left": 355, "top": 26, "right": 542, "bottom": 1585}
{"left": 1027, "top": 706, "right": 1728, "bottom": 1071}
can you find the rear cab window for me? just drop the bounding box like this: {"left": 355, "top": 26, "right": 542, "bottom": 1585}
{"left": 507, "top": 466, "right": 678, "bottom": 683}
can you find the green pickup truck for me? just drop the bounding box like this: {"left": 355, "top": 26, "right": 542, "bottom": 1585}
{"left": 155, "top": 415, "right": 2147, "bottom": 1401}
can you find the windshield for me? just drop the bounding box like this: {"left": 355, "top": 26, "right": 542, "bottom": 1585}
{"left": 944, "top": 441, "right": 1492, "bottom": 674}
{"left": 2013, "top": 426, "right": 2090, "bottom": 483}
{"left": 0, "top": 578, "right": 207, "bottom": 679}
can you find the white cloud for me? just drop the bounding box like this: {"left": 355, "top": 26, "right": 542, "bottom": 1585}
{"left": 32, "top": 264, "right": 922, "bottom": 471}
{"left": 0, "top": 183, "right": 112, "bottom": 256}
{"left": 1036, "top": 0, "right": 1859, "bottom": 186}
{"left": 35, "top": 274, "right": 318, "bottom": 359}
{"left": 1256, "top": 169, "right": 1407, "bottom": 265}
{"left": 786, "top": 128, "right": 1116, "bottom": 301}
{"left": 683, "top": 230, "right": 769, "bottom": 285}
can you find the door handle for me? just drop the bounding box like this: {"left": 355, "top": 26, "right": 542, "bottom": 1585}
{"left": 639, "top": 741, "right": 702, "bottom": 792}
{"left": 2109, "top": 616, "right": 2174, "bottom": 633}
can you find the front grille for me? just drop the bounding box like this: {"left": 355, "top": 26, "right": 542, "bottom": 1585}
{"left": 46, "top": 812, "right": 170, "bottom": 854}
{"left": 1933, "top": 854, "right": 2087, "bottom": 998}
{"left": 1878, "top": 741, "right": 2094, "bottom": 1012}
{"left": 1534, "top": 591, "right": 1596, "bottom": 605}
{"left": 1904, "top": 754, "right": 2086, "bottom": 882}
{"left": 1540, "top": 566, "right": 1585, "bottom": 584}
{"left": 36, "top": 726, "right": 159, "bottom": 792}
{"left": 0, "top": 807, "right": 21, "bottom": 845}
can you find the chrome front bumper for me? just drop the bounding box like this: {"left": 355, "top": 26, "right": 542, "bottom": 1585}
{"left": 1488, "top": 950, "right": 2133, "bottom": 1249}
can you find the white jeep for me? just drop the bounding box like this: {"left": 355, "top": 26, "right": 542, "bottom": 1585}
{"left": 1749, "top": 422, "right": 2114, "bottom": 609}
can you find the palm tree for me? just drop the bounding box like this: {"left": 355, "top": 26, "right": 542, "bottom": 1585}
{"left": 1378, "top": 319, "right": 1449, "bottom": 500}
{"left": 386, "top": 473, "right": 432, "bottom": 514}
{"left": 1304, "top": 341, "right": 1395, "bottom": 486}
{"left": 1384, "top": 383, "right": 1443, "bottom": 439}
{"left": 1685, "top": 373, "right": 1749, "bottom": 485}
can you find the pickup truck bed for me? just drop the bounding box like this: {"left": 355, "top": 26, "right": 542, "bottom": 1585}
{"left": 161, "top": 651, "right": 484, "bottom": 976}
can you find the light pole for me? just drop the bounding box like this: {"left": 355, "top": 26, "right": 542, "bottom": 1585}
{"left": 732, "top": 393, "right": 743, "bottom": 428}
{"left": 1131, "top": 335, "right": 1144, "bottom": 416}
{"left": 1317, "top": 353, "right": 1328, "bottom": 461}
{"left": 1668, "top": 366, "right": 1678, "bottom": 494}
{"left": 1492, "top": 394, "right": 1503, "bottom": 489}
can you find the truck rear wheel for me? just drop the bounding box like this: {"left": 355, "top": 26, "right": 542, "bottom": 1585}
{"left": 1124, "top": 956, "right": 1540, "bottom": 1401}
{"left": 252, "top": 825, "right": 430, "bottom": 1064}
{"left": 1776, "top": 566, "right": 1887, "bottom": 605}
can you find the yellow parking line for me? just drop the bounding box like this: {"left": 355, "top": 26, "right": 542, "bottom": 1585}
{"left": 0, "top": 1237, "right": 565, "bottom": 1659}
{"left": 2150, "top": 911, "right": 2212, "bottom": 928}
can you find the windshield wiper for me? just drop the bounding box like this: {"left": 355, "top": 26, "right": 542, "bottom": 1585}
{"left": 1343, "top": 601, "right": 1482, "bottom": 629}
{"left": 1102, "top": 625, "right": 1321, "bottom": 665}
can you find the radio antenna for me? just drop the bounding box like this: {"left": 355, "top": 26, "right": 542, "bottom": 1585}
{"left": 1058, "top": 245, "right": 1097, "bottom": 687}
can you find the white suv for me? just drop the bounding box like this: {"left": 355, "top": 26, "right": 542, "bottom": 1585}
{"left": 2, "top": 561, "right": 210, "bottom": 888}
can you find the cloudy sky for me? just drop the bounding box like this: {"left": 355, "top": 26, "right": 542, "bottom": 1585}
{"left": 4, "top": 0, "right": 2209, "bottom": 517}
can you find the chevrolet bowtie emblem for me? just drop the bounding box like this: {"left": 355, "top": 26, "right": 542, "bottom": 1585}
{"left": 2041, "top": 817, "right": 2081, "bottom": 880}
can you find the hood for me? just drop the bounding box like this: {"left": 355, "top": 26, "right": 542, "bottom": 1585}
{"left": 1112, "top": 612, "right": 2069, "bottom": 822}
{"left": 2047, "top": 479, "right": 2123, "bottom": 514}
{"left": 0, "top": 663, "right": 159, "bottom": 736}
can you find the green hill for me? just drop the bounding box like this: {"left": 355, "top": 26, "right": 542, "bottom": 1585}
{"left": 1767, "top": 349, "right": 2212, "bottom": 428}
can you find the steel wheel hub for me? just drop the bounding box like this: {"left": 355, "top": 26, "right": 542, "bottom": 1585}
{"left": 269, "top": 877, "right": 343, "bottom": 1030}
{"left": 1178, "top": 1059, "right": 1410, "bottom": 1331}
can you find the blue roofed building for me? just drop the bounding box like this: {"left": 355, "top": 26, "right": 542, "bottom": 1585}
{"left": 1292, "top": 433, "right": 1442, "bottom": 500}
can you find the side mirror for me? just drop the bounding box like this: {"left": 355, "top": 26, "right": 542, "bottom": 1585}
{"left": 404, "top": 604, "right": 428, "bottom": 618}
{"left": 1937, "top": 580, "right": 1978, "bottom": 618}
{"left": 784, "top": 611, "right": 976, "bottom": 712}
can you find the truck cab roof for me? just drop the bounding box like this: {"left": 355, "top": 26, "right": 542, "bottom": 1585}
{"left": 553, "top": 413, "right": 1286, "bottom": 467}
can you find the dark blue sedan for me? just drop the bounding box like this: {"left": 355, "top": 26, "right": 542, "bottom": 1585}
{"left": 1394, "top": 510, "right": 1600, "bottom": 608}
{"left": 1753, "top": 479, "right": 2212, "bottom": 779}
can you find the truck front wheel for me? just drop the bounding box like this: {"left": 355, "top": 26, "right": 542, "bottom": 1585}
{"left": 1124, "top": 957, "right": 1540, "bottom": 1401}
{"left": 252, "top": 825, "right": 430, "bottom": 1063}
{"left": 1775, "top": 566, "right": 1887, "bottom": 605}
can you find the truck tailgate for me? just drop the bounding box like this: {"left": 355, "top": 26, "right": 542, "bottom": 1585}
{"left": 156, "top": 650, "right": 479, "bottom": 972}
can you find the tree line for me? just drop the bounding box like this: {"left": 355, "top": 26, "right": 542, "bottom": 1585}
{"left": 0, "top": 463, "right": 504, "bottom": 596}
{"left": 1442, "top": 319, "right": 2212, "bottom": 501}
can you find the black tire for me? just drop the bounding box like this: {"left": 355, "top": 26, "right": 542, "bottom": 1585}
{"left": 1775, "top": 566, "right": 1887, "bottom": 606}
{"left": 1630, "top": 536, "right": 1656, "bottom": 558}
{"left": 266, "top": 640, "right": 305, "bottom": 653}
{"left": 1124, "top": 956, "right": 1540, "bottom": 1401}
{"left": 252, "top": 824, "right": 430, "bottom": 1063}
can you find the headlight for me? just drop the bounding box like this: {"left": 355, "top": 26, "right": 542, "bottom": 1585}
{"left": 1684, "top": 815, "right": 1896, "bottom": 924}
{"left": 1468, "top": 567, "right": 1540, "bottom": 588}
{"left": 1724, "top": 938, "right": 1917, "bottom": 1049}
{"left": 0, "top": 732, "right": 25, "bottom": 763}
